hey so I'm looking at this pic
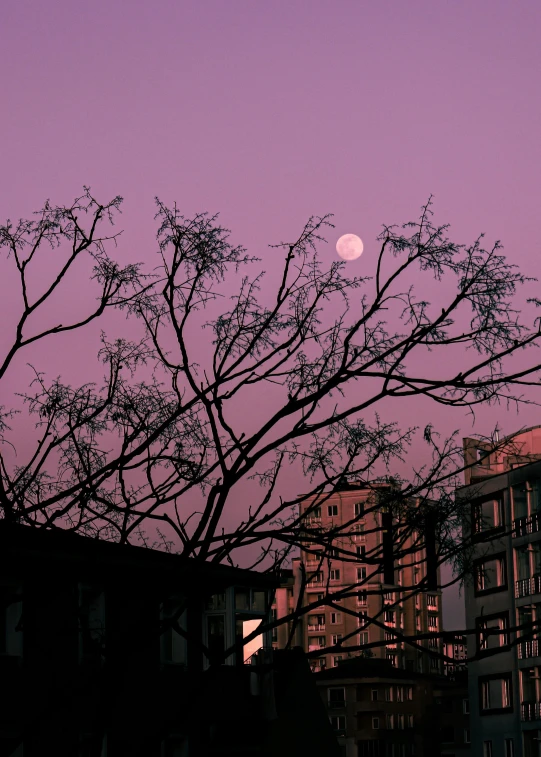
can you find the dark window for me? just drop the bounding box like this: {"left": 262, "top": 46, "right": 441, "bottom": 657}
{"left": 441, "top": 726, "right": 454, "bottom": 743}
{"left": 328, "top": 505, "right": 339, "bottom": 517}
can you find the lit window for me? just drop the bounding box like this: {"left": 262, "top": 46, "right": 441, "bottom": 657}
{"left": 330, "top": 715, "right": 346, "bottom": 734}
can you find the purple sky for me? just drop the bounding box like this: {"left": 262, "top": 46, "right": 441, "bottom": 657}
{"left": 2, "top": 0, "right": 541, "bottom": 628}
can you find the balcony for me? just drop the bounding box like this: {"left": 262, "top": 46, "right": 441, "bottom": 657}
{"left": 516, "top": 576, "right": 541, "bottom": 598}
{"left": 329, "top": 699, "right": 346, "bottom": 709}
{"left": 522, "top": 701, "right": 541, "bottom": 721}
{"left": 513, "top": 514, "right": 541, "bottom": 538}
{"left": 307, "top": 624, "right": 326, "bottom": 632}
{"left": 518, "top": 640, "right": 540, "bottom": 659}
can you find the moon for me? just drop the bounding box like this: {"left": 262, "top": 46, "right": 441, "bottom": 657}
{"left": 336, "top": 233, "right": 364, "bottom": 261}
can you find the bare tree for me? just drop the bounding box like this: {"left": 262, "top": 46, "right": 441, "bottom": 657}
{"left": 1, "top": 188, "right": 540, "bottom": 664}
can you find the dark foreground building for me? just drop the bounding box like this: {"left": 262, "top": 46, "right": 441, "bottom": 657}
{"left": 0, "top": 522, "right": 339, "bottom": 757}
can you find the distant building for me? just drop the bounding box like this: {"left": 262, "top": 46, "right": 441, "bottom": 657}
{"left": 0, "top": 522, "right": 339, "bottom": 757}
{"left": 272, "top": 482, "right": 444, "bottom": 675}
{"left": 314, "top": 656, "right": 466, "bottom": 757}
{"left": 460, "top": 426, "right": 541, "bottom": 757}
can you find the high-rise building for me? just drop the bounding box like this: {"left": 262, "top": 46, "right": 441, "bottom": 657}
{"left": 272, "top": 481, "right": 444, "bottom": 674}
{"left": 460, "top": 426, "right": 541, "bottom": 757}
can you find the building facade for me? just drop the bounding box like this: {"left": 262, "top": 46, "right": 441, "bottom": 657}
{"left": 272, "top": 482, "right": 444, "bottom": 675}
{"left": 314, "top": 656, "right": 462, "bottom": 757}
{"left": 460, "top": 426, "right": 541, "bottom": 757}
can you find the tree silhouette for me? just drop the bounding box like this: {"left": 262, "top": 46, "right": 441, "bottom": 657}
{"left": 1, "top": 187, "right": 540, "bottom": 665}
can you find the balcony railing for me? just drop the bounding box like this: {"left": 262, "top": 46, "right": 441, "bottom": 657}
{"left": 521, "top": 701, "right": 541, "bottom": 721}
{"left": 513, "top": 513, "right": 541, "bottom": 538}
{"left": 518, "top": 640, "right": 540, "bottom": 659}
{"left": 308, "top": 624, "right": 326, "bottom": 631}
{"left": 516, "top": 575, "right": 541, "bottom": 598}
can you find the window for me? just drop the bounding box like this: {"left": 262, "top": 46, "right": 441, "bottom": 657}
{"left": 329, "top": 687, "right": 346, "bottom": 708}
{"left": 312, "top": 506, "right": 321, "bottom": 518}
{"left": 328, "top": 505, "right": 339, "bottom": 517}
{"left": 357, "top": 590, "right": 368, "bottom": 605}
{"left": 371, "top": 689, "right": 378, "bottom": 701}
{"left": 330, "top": 715, "right": 346, "bottom": 734}
{"left": 309, "top": 572, "right": 324, "bottom": 584}
{"left": 333, "top": 655, "right": 343, "bottom": 667}
{"left": 511, "top": 481, "right": 541, "bottom": 520}
{"left": 430, "top": 657, "right": 439, "bottom": 671}
{"left": 427, "top": 594, "right": 437, "bottom": 608}
{"left": 359, "top": 631, "right": 369, "bottom": 645}
{"left": 396, "top": 686, "right": 404, "bottom": 702}
{"left": 354, "top": 502, "right": 364, "bottom": 517}
{"left": 308, "top": 614, "right": 326, "bottom": 629}
{"left": 79, "top": 584, "right": 105, "bottom": 663}
{"left": 464, "top": 729, "right": 471, "bottom": 744}
{"left": 330, "top": 612, "right": 342, "bottom": 624}
{"left": 330, "top": 569, "right": 341, "bottom": 581}
{"left": 473, "top": 495, "right": 504, "bottom": 533}
{"left": 386, "top": 652, "right": 397, "bottom": 667}
{"left": 385, "top": 687, "right": 393, "bottom": 702}
{"left": 161, "top": 597, "right": 187, "bottom": 665}
{"left": 407, "top": 714, "right": 414, "bottom": 729}
{"left": 483, "top": 742, "right": 493, "bottom": 757}
{"left": 331, "top": 633, "right": 343, "bottom": 646}
{"left": 504, "top": 739, "right": 514, "bottom": 757}
{"left": 372, "top": 717, "right": 380, "bottom": 730}
{"left": 480, "top": 675, "right": 512, "bottom": 712}
{"left": 356, "top": 545, "right": 366, "bottom": 559}
{"left": 428, "top": 614, "right": 438, "bottom": 630}
{"left": 386, "top": 714, "right": 395, "bottom": 730}
{"left": 0, "top": 584, "right": 23, "bottom": 657}
{"left": 357, "top": 567, "right": 367, "bottom": 581}
{"left": 308, "top": 636, "right": 326, "bottom": 650}
{"left": 384, "top": 610, "right": 396, "bottom": 625}
{"left": 463, "top": 699, "right": 469, "bottom": 714}
{"left": 406, "top": 686, "right": 413, "bottom": 700}
{"left": 477, "top": 613, "right": 509, "bottom": 652}
{"left": 475, "top": 555, "right": 506, "bottom": 593}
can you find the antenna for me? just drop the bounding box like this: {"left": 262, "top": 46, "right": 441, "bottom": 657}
{"left": 494, "top": 426, "right": 500, "bottom": 443}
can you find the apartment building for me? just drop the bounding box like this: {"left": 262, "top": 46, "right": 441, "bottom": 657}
{"left": 272, "top": 482, "right": 444, "bottom": 675}
{"left": 460, "top": 426, "right": 541, "bottom": 757}
{"left": 315, "top": 656, "right": 450, "bottom": 757}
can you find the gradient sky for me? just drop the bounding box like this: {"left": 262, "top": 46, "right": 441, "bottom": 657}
{"left": 2, "top": 0, "right": 541, "bottom": 628}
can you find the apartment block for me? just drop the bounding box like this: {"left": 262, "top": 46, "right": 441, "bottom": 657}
{"left": 460, "top": 426, "right": 541, "bottom": 757}
{"left": 272, "top": 482, "right": 444, "bottom": 675}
